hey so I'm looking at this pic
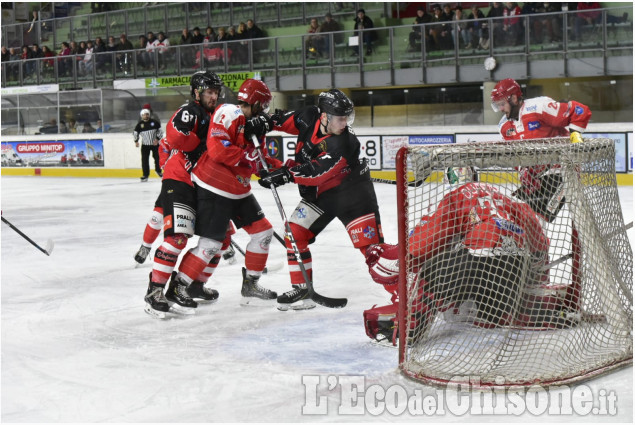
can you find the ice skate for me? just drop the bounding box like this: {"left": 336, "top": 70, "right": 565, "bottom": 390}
{"left": 277, "top": 285, "right": 316, "bottom": 311}
{"left": 165, "top": 273, "right": 197, "bottom": 314}
{"left": 240, "top": 267, "right": 277, "bottom": 306}
{"left": 187, "top": 280, "right": 219, "bottom": 302}
{"left": 144, "top": 278, "right": 170, "bottom": 319}
{"left": 134, "top": 244, "right": 151, "bottom": 264}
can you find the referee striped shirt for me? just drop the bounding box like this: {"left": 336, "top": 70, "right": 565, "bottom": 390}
{"left": 133, "top": 119, "right": 163, "bottom": 145}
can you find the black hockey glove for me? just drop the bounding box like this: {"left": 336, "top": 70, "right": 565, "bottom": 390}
{"left": 245, "top": 113, "right": 273, "bottom": 139}
{"left": 258, "top": 166, "right": 293, "bottom": 189}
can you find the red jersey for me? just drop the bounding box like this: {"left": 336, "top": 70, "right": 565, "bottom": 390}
{"left": 498, "top": 96, "right": 591, "bottom": 141}
{"left": 409, "top": 182, "right": 549, "bottom": 261}
{"left": 162, "top": 100, "right": 213, "bottom": 186}
{"left": 192, "top": 103, "right": 280, "bottom": 198}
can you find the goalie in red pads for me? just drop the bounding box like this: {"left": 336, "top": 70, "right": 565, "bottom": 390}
{"left": 364, "top": 167, "right": 579, "bottom": 345}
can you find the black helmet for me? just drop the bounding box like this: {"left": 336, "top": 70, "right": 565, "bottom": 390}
{"left": 318, "top": 89, "right": 354, "bottom": 116}
{"left": 190, "top": 71, "right": 223, "bottom": 99}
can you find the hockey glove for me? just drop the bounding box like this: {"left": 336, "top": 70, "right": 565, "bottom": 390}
{"left": 569, "top": 131, "right": 583, "bottom": 144}
{"left": 258, "top": 166, "right": 293, "bottom": 189}
{"left": 245, "top": 113, "right": 273, "bottom": 139}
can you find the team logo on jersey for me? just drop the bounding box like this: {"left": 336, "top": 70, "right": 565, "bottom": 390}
{"left": 525, "top": 105, "right": 537, "bottom": 113}
{"left": 295, "top": 207, "right": 307, "bottom": 219}
{"left": 237, "top": 175, "right": 249, "bottom": 186}
{"left": 494, "top": 218, "right": 524, "bottom": 235}
{"left": 163, "top": 214, "right": 173, "bottom": 230}
{"left": 318, "top": 140, "right": 327, "bottom": 152}
{"left": 363, "top": 226, "right": 376, "bottom": 239}
{"left": 140, "top": 123, "right": 146, "bottom": 129}
{"left": 574, "top": 106, "right": 584, "bottom": 115}
{"left": 221, "top": 139, "right": 232, "bottom": 147}
{"left": 528, "top": 121, "right": 541, "bottom": 131}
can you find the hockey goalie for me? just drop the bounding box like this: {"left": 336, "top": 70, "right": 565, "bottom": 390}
{"left": 364, "top": 167, "right": 577, "bottom": 345}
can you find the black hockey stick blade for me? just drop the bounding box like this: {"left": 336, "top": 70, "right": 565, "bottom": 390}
{"left": 371, "top": 177, "right": 424, "bottom": 188}
{"left": 310, "top": 289, "right": 348, "bottom": 308}
{"left": 1, "top": 216, "right": 53, "bottom": 256}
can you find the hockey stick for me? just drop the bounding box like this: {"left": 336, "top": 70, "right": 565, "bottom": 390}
{"left": 252, "top": 135, "right": 347, "bottom": 308}
{"left": 230, "top": 238, "right": 268, "bottom": 274}
{"left": 1, "top": 216, "right": 53, "bottom": 256}
{"left": 371, "top": 177, "right": 424, "bottom": 187}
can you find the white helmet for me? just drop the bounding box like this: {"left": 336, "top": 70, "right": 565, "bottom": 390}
{"left": 445, "top": 166, "right": 476, "bottom": 185}
{"left": 140, "top": 108, "right": 151, "bottom": 119}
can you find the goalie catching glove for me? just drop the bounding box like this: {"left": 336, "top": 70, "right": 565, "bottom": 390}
{"left": 258, "top": 166, "right": 294, "bottom": 189}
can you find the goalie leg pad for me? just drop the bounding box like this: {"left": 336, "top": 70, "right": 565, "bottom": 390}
{"left": 364, "top": 303, "right": 399, "bottom": 345}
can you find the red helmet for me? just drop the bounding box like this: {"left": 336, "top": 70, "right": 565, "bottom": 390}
{"left": 491, "top": 78, "right": 522, "bottom": 112}
{"left": 237, "top": 79, "right": 272, "bottom": 112}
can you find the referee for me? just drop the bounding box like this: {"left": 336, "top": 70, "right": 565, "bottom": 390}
{"left": 133, "top": 108, "right": 163, "bottom": 182}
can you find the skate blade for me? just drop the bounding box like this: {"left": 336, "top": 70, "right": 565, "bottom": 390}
{"left": 240, "top": 296, "right": 277, "bottom": 307}
{"left": 277, "top": 299, "right": 317, "bottom": 311}
{"left": 144, "top": 303, "right": 168, "bottom": 319}
{"left": 167, "top": 302, "right": 197, "bottom": 315}
{"left": 194, "top": 297, "right": 219, "bottom": 304}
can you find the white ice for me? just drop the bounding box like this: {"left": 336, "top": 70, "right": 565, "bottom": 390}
{"left": 1, "top": 176, "right": 633, "bottom": 422}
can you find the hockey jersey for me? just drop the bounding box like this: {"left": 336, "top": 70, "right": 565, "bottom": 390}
{"left": 162, "top": 100, "right": 214, "bottom": 186}
{"left": 274, "top": 106, "right": 368, "bottom": 198}
{"left": 498, "top": 96, "right": 591, "bottom": 141}
{"left": 409, "top": 182, "right": 550, "bottom": 261}
{"left": 192, "top": 103, "right": 281, "bottom": 198}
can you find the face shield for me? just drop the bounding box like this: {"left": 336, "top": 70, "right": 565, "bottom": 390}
{"left": 491, "top": 98, "right": 508, "bottom": 113}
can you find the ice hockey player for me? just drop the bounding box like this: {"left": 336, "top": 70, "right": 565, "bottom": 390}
{"left": 491, "top": 77, "right": 592, "bottom": 222}
{"left": 363, "top": 167, "right": 570, "bottom": 345}
{"left": 167, "top": 78, "right": 280, "bottom": 307}
{"left": 143, "top": 71, "right": 231, "bottom": 318}
{"left": 259, "top": 89, "right": 384, "bottom": 310}
{"left": 133, "top": 108, "right": 163, "bottom": 182}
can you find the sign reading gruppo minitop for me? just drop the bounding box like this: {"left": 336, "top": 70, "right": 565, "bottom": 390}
{"left": 1, "top": 140, "right": 104, "bottom": 167}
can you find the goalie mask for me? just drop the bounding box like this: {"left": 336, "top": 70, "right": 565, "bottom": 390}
{"left": 445, "top": 166, "right": 476, "bottom": 186}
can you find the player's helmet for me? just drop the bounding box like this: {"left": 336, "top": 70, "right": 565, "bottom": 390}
{"left": 491, "top": 78, "right": 522, "bottom": 112}
{"left": 190, "top": 71, "right": 223, "bottom": 99}
{"left": 445, "top": 166, "right": 476, "bottom": 186}
{"left": 318, "top": 89, "right": 354, "bottom": 116}
{"left": 237, "top": 79, "right": 272, "bottom": 113}
{"left": 140, "top": 108, "right": 151, "bottom": 120}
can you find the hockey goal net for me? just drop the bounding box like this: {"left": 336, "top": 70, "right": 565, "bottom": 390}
{"left": 396, "top": 138, "right": 633, "bottom": 388}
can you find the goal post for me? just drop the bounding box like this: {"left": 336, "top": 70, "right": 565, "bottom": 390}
{"left": 396, "top": 138, "right": 633, "bottom": 388}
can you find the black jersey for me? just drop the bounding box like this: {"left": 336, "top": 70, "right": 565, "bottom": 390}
{"left": 166, "top": 100, "right": 214, "bottom": 166}
{"left": 274, "top": 105, "right": 369, "bottom": 199}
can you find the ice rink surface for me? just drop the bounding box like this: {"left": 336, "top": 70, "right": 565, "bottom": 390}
{"left": 1, "top": 176, "right": 633, "bottom": 422}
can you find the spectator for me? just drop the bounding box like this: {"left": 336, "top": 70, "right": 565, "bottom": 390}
{"left": 487, "top": 2, "right": 506, "bottom": 47}
{"left": 82, "top": 121, "right": 96, "bottom": 133}
{"left": 452, "top": 6, "right": 470, "bottom": 49}
{"left": 93, "top": 37, "right": 108, "bottom": 71}
{"left": 352, "top": 8, "right": 375, "bottom": 56}
{"left": 191, "top": 27, "right": 205, "bottom": 44}
{"left": 156, "top": 32, "right": 170, "bottom": 70}
{"left": 532, "top": 3, "right": 562, "bottom": 44}
{"left": 467, "top": 5, "right": 487, "bottom": 49}
{"left": 30, "top": 43, "right": 43, "bottom": 76}
{"left": 145, "top": 32, "right": 159, "bottom": 69}
{"left": 430, "top": 4, "right": 453, "bottom": 50}
{"left": 305, "top": 18, "right": 321, "bottom": 58}
{"left": 39, "top": 118, "right": 58, "bottom": 134}
{"left": 217, "top": 27, "right": 229, "bottom": 42}
{"left": 58, "top": 120, "right": 69, "bottom": 134}
{"left": 408, "top": 7, "right": 432, "bottom": 51}
{"left": 21, "top": 45, "right": 33, "bottom": 77}
{"left": 137, "top": 35, "right": 149, "bottom": 69}
{"left": 503, "top": 2, "right": 523, "bottom": 46}
{"left": 180, "top": 28, "right": 194, "bottom": 67}
{"left": 1, "top": 46, "right": 9, "bottom": 62}
{"left": 116, "top": 33, "right": 134, "bottom": 73}
{"left": 204, "top": 26, "right": 216, "bottom": 43}
{"left": 106, "top": 35, "right": 118, "bottom": 71}
{"left": 244, "top": 19, "right": 267, "bottom": 52}
{"left": 41, "top": 45, "right": 55, "bottom": 74}
{"left": 95, "top": 119, "right": 104, "bottom": 132}
{"left": 68, "top": 118, "right": 78, "bottom": 133}
{"left": 58, "top": 41, "right": 71, "bottom": 76}
{"left": 231, "top": 23, "right": 248, "bottom": 64}
{"left": 317, "top": 12, "right": 341, "bottom": 57}
{"left": 573, "top": 2, "right": 602, "bottom": 41}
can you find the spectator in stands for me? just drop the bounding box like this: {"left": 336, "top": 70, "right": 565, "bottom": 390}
{"left": 467, "top": 4, "right": 486, "bottom": 49}
{"left": 317, "top": 12, "right": 341, "bottom": 57}
{"left": 231, "top": 23, "right": 248, "bottom": 64}
{"left": 1, "top": 46, "right": 9, "bottom": 62}
{"left": 305, "top": 18, "right": 321, "bottom": 58}
{"left": 530, "top": 3, "right": 561, "bottom": 44}
{"left": 452, "top": 6, "right": 470, "bottom": 49}
{"left": 503, "top": 2, "right": 523, "bottom": 46}
{"left": 352, "top": 8, "right": 375, "bottom": 56}
{"left": 82, "top": 121, "right": 96, "bottom": 133}
{"left": 80, "top": 40, "right": 94, "bottom": 75}
{"left": 68, "top": 118, "right": 78, "bottom": 133}
{"left": 192, "top": 27, "right": 205, "bottom": 44}
{"left": 245, "top": 19, "right": 267, "bottom": 53}
{"left": 429, "top": 4, "right": 453, "bottom": 50}
{"left": 180, "top": 28, "right": 194, "bottom": 67}
{"left": 573, "top": 2, "right": 601, "bottom": 41}
{"left": 156, "top": 32, "right": 170, "bottom": 70}
{"left": 227, "top": 26, "right": 244, "bottom": 64}
{"left": 117, "top": 33, "right": 134, "bottom": 73}
{"left": 95, "top": 119, "right": 110, "bottom": 133}
{"left": 58, "top": 41, "right": 71, "bottom": 76}
{"left": 408, "top": 7, "right": 432, "bottom": 52}
{"left": 204, "top": 26, "right": 216, "bottom": 43}
{"left": 21, "top": 45, "right": 33, "bottom": 77}
{"left": 30, "top": 43, "right": 43, "bottom": 76}
{"left": 41, "top": 45, "right": 55, "bottom": 74}
{"left": 93, "top": 37, "right": 108, "bottom": 71}
{"left": 217, "top": 27, "right": 229, "bottom": 42}
{"left": 137, "top": 35, "right": 149, "bottom": 69}
{"left": 487, "top": 2, "right": 506, "bottom": 47}
{"left": 58, "top": 120, "right": 69, "bottom": 134}
{"left": 145, "top": 32, "right": 158, "bottom": 69}
{"left": 39, "top": 118, "right": 58, "bottom": 134}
